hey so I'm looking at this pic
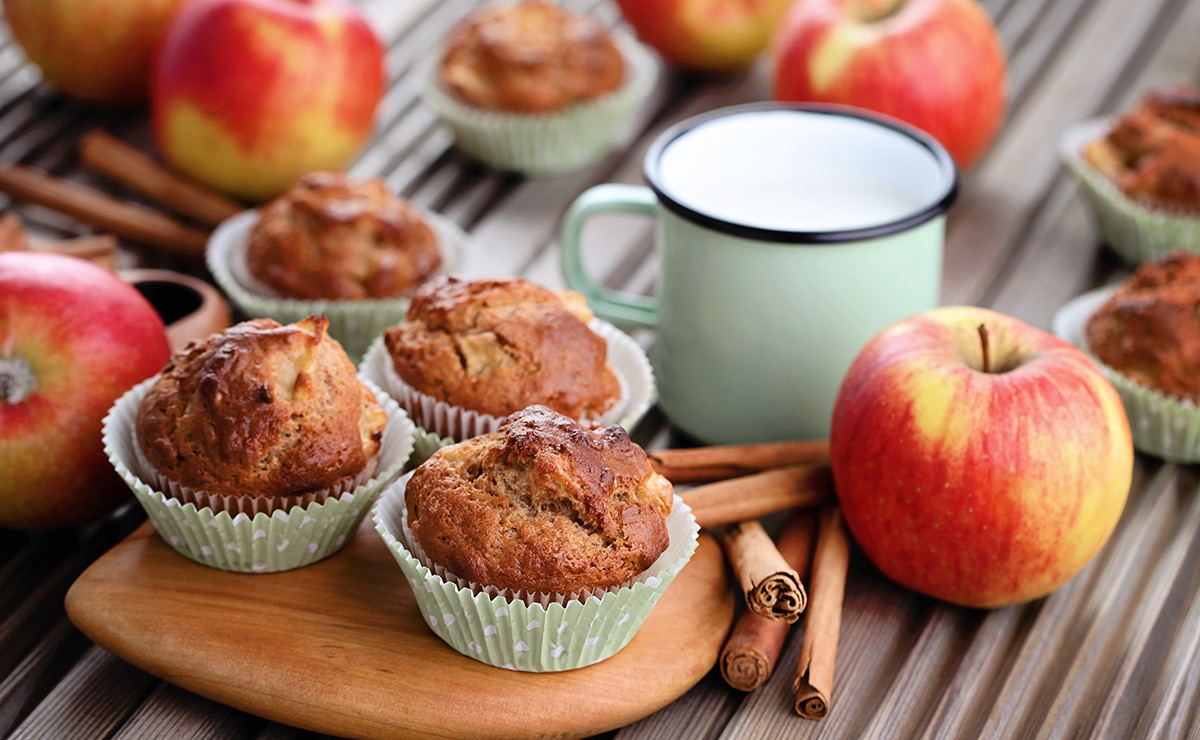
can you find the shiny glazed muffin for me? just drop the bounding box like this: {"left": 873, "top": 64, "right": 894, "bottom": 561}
{"left": 136, "top": 315, "right": 388, "bottom": 499}
{"left": 1083, "top": 87, "right": 1200, "bottom": 212}
{"left": 1085, "top": 252, "right": 1200, "bottom": 403}
{"left": 439, "top": 0, "right": 624, "bottom": 113}
{"left": 245, "top": 173, "right": 443, "bottom": 300}
{"left": 405, "top": 406, "right": 673, "bottom": 593}
{"left": 383, "top": 275, "right": 620, "bottom": 420}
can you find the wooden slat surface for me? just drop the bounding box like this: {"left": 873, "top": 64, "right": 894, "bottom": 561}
{"left": 1, "top": 0, "right": 1199, "bottom": 737}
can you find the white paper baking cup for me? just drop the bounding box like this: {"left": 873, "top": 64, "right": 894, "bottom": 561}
{"left": 1060, "top": 118, "right": 1200, "bottom": 264}
{"left": 1053, "top": 285, "right": 1200, "bottom": 461}
{"left": 207, "top": 208, "right": 471, "bottom": 362}
{"left": 373, "top": 472, "right": 698, "bottom": 671}
{"left": 358, "top": 319, "right": 655, "bottom": 452}
{"left": 103, "top": 377, "right": 415, "bottom": 572}
{"left": 419, "top": 31, "right": 660, "bottom": 177}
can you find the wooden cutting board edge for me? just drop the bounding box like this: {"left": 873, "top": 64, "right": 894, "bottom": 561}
{"left": 65, "top": 518, "right": 736, "bottom": 740}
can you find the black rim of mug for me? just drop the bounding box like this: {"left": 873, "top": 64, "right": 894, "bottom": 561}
{"left": 642, "top": 101, "right": 961, "bottom": 245}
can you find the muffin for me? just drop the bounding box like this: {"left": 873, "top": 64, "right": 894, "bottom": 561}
{"left": 406, "top": 405, "right": 673, "bottom": 594}
{"left": 440, "top": 0, "right": 624, "bottom": 114}
{"left": 1085, "top": 251, "right": 1200, "bottom": 403}
{"left": 383, "top": 275, "right": 621, "bottom": 426}
{"left": 244, "top": 172, "right": 443, "bottom": 300}
{"left": 136, "top": 314, "right": 388, "bottom": 508}
{"left": 106, "top": 314, "right": 415, "bottom": 572}
{"left": 1082, "top": 87, "right": 1200, "bottom": 214}
{"left": 418, "top": 1, "right": 658, "bottom": 176}
{"left": 371, "top": 406, "right": 697, "bottom": 671}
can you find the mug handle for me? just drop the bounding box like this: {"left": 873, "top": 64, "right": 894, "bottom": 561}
{"left": 561, "top": 184, "right": 659, "bottom": 328}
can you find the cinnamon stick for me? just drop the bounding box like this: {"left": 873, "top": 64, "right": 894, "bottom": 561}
{"left": 31, "top": 235, "right": 118, "bottom": 271}
{"left": 0, "top": 212, "right": 117, "bottom": 269}
{"left": 717, "top": 519, "right": 806, "bottom": 623}
{"left": 79, "top": 130, "right": 242, "bottom": 228}
{"left": 651, "top": 440, "right": 830, "bottom": 484}
{"left": 0, "top": 164, "right": 209, "bottom": 259}
{"left": 793, "top": 506, "right": 851, "bottom": 719}
{"left": 720, "top": 512, "right": 816, "bottom": 692}
{"left": 679, "top": 463, "right": 832, "bottom": 529}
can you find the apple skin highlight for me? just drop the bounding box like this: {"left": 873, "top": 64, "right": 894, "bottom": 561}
{"left": 152, "top": 0, "right": 385, "bottom": 201}
{"left": 830, "top": 306, "right": 1133, "bottom": 608}
{"left": 771, "top": 0, "right": 1008, "bottom": 169}
{"left": 0, "top": 253, "right": 171, "bottom": 530}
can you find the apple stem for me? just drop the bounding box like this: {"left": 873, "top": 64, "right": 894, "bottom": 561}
{"left": 0, "top": 357, "right": 36, "bottom": 404}
{"left": 978, "top": 324, "right": 992, "bottom": 374}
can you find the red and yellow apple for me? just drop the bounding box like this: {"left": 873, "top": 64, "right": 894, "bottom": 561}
{"left": 3, "top": 0, "right": 185, "bottom": 105}
{"left": 152, "top": 0, "right": 386, "bottom": 202}
{"left": 614, "top": 0, "right": 793, "bottom": 73}
{"left": 830, "top": 306, "right": 1132, "bottom": 608}
{"left": 0, "top": 253, "right": 171, "bottom": 530}
{"left": 771, "top": 0, "right": 1007, "bottom": 169}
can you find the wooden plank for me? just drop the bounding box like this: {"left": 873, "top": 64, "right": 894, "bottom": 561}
{"left": 941, "top": 0, "right": 1173, "bottom": 306}
{"left": 1087, "top": 475, "right": 1200, "bottom": 739}
{"left": 973, "top": 465, "right": 1178, "bottom": 738}
{"left": 111, "top": 683, "right": 263, "bottom": 740}
{"left": 614, "top": 673, "right": 741, "bottom": 740}
{"left": 0, "top": 619, "right": 91, "bottom": 737}
{"left": 988, "top": 0, "right": 1200, "bottom": 325}
{"left": 6, "top": 646, "right": 156, "bottom": 740}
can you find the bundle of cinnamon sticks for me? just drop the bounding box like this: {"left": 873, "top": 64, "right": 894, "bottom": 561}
{"left": 0, "top": 130, "right": 242, "bottom": 259}
{"left": 656, "top": 440, "right": 851, "bottom": 720}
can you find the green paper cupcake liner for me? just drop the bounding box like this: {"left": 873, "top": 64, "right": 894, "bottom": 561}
{"left": 358, "top": 320, "right": 656, "bottom": 451}
{"left": 103, "top": 377, "right": 415, "bottom": 572}
{"left": 1052, "top": 286, "right": 1200, "bottom": 462}
{"left": 419, "top": 31, "right": 660, "bottom": 177}
{"left": 1060, "top": 118, "right": 1200, "bottom": 264}
{"left": 206, "top": 208, "right": 471, "bottom": 363}
{"left": 372, "top": 473, "right": 698, "bottom": 671}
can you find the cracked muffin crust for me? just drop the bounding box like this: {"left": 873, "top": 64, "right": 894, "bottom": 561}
{"left": 245, "top": 173, "right": 443, "bottom": 300}
{"left": 136, "top": 315, "right": 387, "bottom": 499}
{"left": 439, "top": 0, "right": 624, "bottom": 114}
{"left": 1083, "top": 87, "right": 1200, "bottom": 213}
{"left": 405, "top": 406, "right": 673, "bottom": 593}
{"left": 382, "top": 274, "right": 620, "bottom": 421}
{"left": 1086, "top": 251, "right": 1200, "bottom": 403}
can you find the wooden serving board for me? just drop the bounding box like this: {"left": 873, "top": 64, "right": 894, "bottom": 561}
{"left": 65, "top": 517, "right": 734, "bottom": 740}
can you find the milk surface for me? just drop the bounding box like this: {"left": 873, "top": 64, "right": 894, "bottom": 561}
{"left": 656, "top": 111, "right": 946, "bottom": 234}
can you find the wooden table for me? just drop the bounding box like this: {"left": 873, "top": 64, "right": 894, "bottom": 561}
{"left": 2, "top": 0, "right": 1199, "bottom": 738}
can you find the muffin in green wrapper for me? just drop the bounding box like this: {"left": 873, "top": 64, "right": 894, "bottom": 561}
{"left": 104, "top": 315, "right": 415, "bottom": 572}
{"left": 420, "top": 1, "right": 660, "bottom": 177}
{"left": 1053, "top": 255, "right": 1200, "bottom": 462}
{"left": 105, "top": 376, "right": 414, "bottom": 572}
{"left": 372, "top": 407, "right": 698, "bottom": 671}
{"left": 358, "top": 316, "right": 656, "bottom": 464}
{"left": 1061, "top": 91, "right": 1200, "bottom": 264}
{"left": 207, "top": 176, "right": 470, "bottom": 363}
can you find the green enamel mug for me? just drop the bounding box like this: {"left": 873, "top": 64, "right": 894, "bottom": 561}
{"left": 561, "top": 103, "right": 958, "bottom": 444}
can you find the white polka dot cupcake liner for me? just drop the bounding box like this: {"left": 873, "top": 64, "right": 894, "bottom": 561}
{"left": 418, "top": 31, "right": 660, "bottom": 177}
{"left": 358, "top": 319, "right": 655, "bottom": 459}
{"left": 1060, "top": 118, "right": 1200, "bottom": 264}
{"left": 207, "top": 208, "right": 471, "bottom": 363}
{"left": 372, "top": 472, "right": 698, "bottom": 671}
{"left": 1053, "top": 286, "right": 1200, "bottom": 462}
{"left": 103, "top": 377, "right": 415, "bottom": 573}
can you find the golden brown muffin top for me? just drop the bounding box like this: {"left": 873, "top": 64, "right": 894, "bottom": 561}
{"left": 439, "top": 0, "right": 624, "bottom": 113}
{"left": 245, "top": 173, "right": 443, "bottom": 300}
{"left": 136, "top": 315, "right": 388, "bottom": 499}
{"left": 383, "top": 275, "right": 621, "bottom": 420}
{"left": 406, "top": 406, "right": 673, "bottom": 593}
{"left": 1083, "top": 87, "right": 1200, "bottom": 212}
{"left": 1086, "top": 252, "right": 1200, "bottom": 403}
